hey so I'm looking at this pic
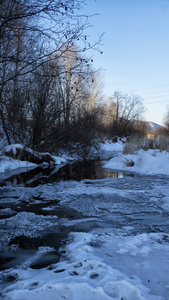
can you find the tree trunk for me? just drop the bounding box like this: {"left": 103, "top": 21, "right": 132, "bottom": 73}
{"left": 0, "top": 108, "right": 11, "bottom": 145}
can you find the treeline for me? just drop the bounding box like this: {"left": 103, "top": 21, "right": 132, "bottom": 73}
{"left": 0, "top": 0, "right": 103, "bottom": 153}
{"left": 97, "top": 91, "right": 147, "bottom": 139}
{"left": 0, "top": 0, "right": 147, "bottom": 155}
{"left": 1, "top": 44, "right": 102, "bottom": 153}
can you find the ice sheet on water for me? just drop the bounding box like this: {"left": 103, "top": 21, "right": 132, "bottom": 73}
{"left": 161, "top": 196, "right": 169, "bottom": 212}
{"left": 0, "top": 211, "right": 59, "bottom": 250}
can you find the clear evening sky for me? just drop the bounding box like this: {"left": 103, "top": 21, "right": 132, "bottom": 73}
{"left": 83, "top": 0, "right": 169, "bottom": 125}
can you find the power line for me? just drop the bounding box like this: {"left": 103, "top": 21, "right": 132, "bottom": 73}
{"left": 144, "top": 94, "right": 169, "bottom": 100}
{"left": 139, "top": 89, "right": 169, "bottom": 96}
{"left": 130, "top": 83, "right": 169, "bottom": 92}
{"left": 145, "top": 100, "right": 169, "bottom": 105}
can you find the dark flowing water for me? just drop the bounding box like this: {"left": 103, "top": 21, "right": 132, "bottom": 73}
{"left": 0, "top": 160, "right": 132, "bottom": 187}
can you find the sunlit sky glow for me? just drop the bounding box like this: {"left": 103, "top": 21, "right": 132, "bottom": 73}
{"left": 82, "top": 0, "right": 169, "bottom": 125}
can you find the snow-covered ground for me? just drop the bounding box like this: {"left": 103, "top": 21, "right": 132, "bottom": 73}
{"left": 0, "top": 141, "right": 169, "bottom": 299}
{"left": 104, "top": 148, "right": 169, "bottom": 176}
{"left": 0, "top": 155, "right": 37, "bottom": 173}
{"left": 99, "top": 140, "right": 124, "bottom": 153}
{"left": 0, "top": 144, "right": 67, "bottom": 174}
{"left": 2, "top": 231, "right": 168, "bottom": 300}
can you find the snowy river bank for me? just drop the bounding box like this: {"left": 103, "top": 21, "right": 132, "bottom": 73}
{"left": 0, "top": 146, "right": 169, "bottom": 299}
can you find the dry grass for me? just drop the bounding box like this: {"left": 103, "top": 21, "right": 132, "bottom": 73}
{"left": 123, "top": 136, "right": 169, "bottom": 154}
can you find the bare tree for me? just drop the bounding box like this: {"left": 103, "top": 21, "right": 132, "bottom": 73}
{"left": 108, "top": 91, "right": 145, "bottom": 136}
{"left": 0, "top": 0, "right": 103, "bottom": 85}
{"left": 0, "top": 0, "right": 103, "bottom": 145}
{"left": 48, "top": 46, "right": 102, "bottom": 126}
{"left": 163, "top": 107, "right": 169, "bottom": 134}
{"left": 46, "top": 47, "right": 104, "bottom": 153}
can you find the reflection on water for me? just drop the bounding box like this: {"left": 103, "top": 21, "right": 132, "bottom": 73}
{"left": 0, "top": 160, "right": 132, "bottom": 187}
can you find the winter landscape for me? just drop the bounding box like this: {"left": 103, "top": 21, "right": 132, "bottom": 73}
{"left": 1, "top": 1, "right": 169, "bottom": 299}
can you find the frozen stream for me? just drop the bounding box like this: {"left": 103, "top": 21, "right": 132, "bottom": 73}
{"left": 0, "top": 157, "right": 169, "bottom": 299}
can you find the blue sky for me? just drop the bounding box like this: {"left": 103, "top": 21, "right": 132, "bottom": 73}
{"left": 82, "top": 0, "right": 169, "bottom": 125}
